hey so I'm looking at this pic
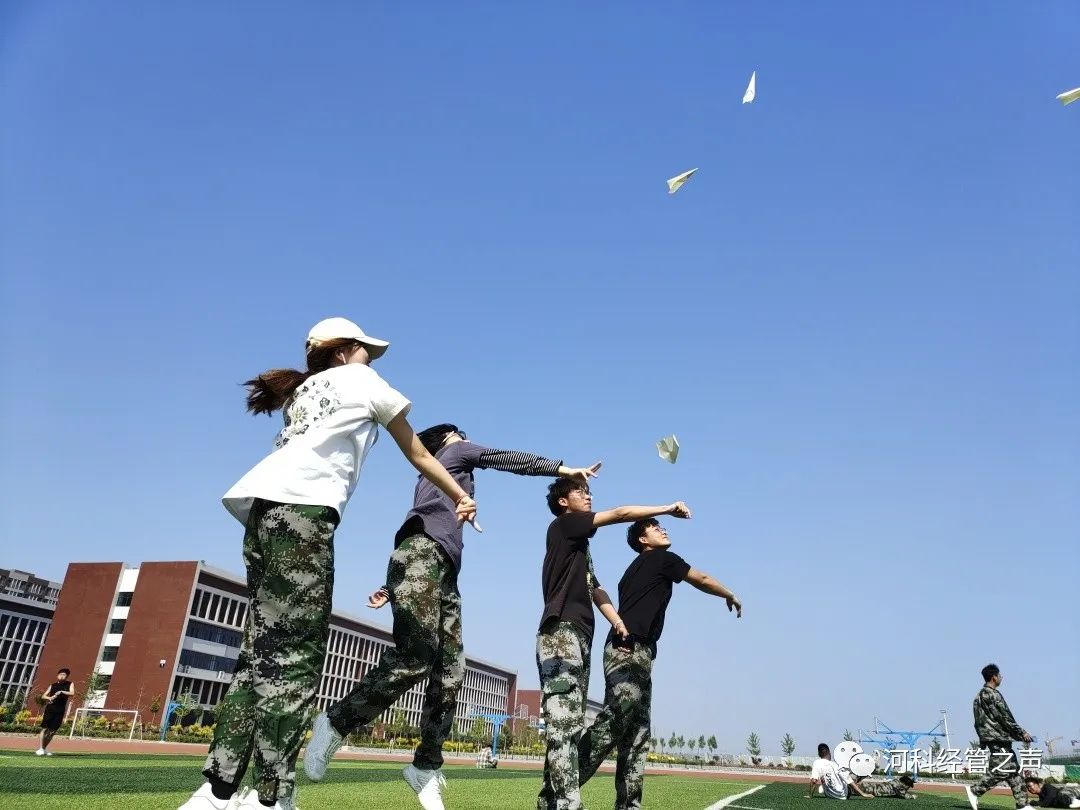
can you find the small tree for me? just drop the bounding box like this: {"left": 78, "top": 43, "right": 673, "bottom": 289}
{"left": 172, "top": 691, "right": 201, "bottom": 728}
{"left": 782, "top": 733, "right": 796, "bottom": 764}
{"left": 707, "top": 735, "right": 718, "bottom": 760}
{"left": 76, "top": 667, "right": 109, "bottom": 710}
{"left": 650, "top": 736, "right": 658, "bottom": 753}
{"left": 668, "top": 732, "right": 677, "bottom": 753}
{"left": 149, "top": 695, "right": 163, "bottom": 726}
{"left": 843, "top": 729, "right": 855, "bottom": 742}
{"left": 676, "top": 736, "right": 685, "bottom": 755}
{"left": 929, "top": 738, "right": 942, "bottom": 758}
{"left": 747, "top": 731, "right": 762, "bottom": 763}
{"left": 470, "top": 717, "right": 486, "bottom": 745}
{"left": 688, "top": 737, "right": 697, "bottom": 758}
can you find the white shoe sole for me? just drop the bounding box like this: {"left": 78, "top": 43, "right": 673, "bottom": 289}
{"left": 302, "top": 713, "right": 342, "bottom": 782}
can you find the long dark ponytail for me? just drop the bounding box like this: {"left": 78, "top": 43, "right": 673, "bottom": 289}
{"left": 243, "top": 338, "right": 361, "bottom": 415}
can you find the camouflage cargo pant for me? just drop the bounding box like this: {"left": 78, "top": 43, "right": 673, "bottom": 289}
{"left": 972, "top": 743, "right": 1027, "bottom": 808}
{"left": 578, "top": 637, "right": 654, "bottom": 810}
{"left": 855, "top": 778, "right": 914, "bottom": 799}
{"left": 203, "top": 499, "right": 337, "bottom": 803}
{"left": 326, "top": 534, "right": 464, "bottom": 770}
{"left": 536, "top": 620, "right": 592, "bottom": 810}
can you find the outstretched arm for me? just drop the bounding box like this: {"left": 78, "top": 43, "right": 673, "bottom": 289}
{"left": 475, "top": 447, "right": 601, "bottom": 486}
{"left": 684, "top": 568, "right": 742, "bottom": 617}
{"left": 594, "top": 501, "right": 691, "bottom": 528}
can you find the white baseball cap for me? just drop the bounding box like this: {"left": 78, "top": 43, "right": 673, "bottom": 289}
{"left": 306, "top": 317, "right": 390, "bottom": 360}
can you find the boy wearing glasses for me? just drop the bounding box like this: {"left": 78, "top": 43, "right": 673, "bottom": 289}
{"left": 536, "top": 480, "right": 691, "bottom": 810}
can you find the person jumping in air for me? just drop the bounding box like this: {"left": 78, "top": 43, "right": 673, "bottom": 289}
{"left": 179, "top": 319, "right": 476, "bottom": 810}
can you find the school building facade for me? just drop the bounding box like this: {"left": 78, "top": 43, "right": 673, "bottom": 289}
{"left": 0, "top": 568, "right": 63, "bottom": 704}
{"left": 29, "top": 561, "right": 517, "bottom": 735}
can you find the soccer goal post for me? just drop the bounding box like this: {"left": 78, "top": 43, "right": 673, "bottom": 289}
{"left": 68, "top": 707, "right": 141, "bottom": 741}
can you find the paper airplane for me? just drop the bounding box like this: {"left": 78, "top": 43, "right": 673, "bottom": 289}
{"left": 743, "top": 71, "right": 756, "bottom": 104}
{"left": 656, "top": 435, "right": 680, "bottom": 463}
{"left": 666, "top": 169, "right": 698, "bottom": 195}
{"left": 1057, "top": 87, "right": 1080, "bottom": 106}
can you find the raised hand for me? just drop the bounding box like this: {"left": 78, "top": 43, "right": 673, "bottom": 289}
{"left": 668, "top": 501, "right": 692, "bottom": 519}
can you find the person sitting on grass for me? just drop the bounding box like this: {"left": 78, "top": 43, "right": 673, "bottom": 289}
{"left": 1023, "top": 776, "right": 1080, "bottom": 809}
{"left": 810, "top": 743, "right": 876, "bottom": 799}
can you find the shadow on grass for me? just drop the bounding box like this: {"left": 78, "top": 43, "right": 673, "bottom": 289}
{"left": 0, "top": 761, "right": 539, "bottom": 795}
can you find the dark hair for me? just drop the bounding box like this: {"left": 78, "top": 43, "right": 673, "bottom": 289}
{"left": 818, "top": 743, "right": 830, "bottom": 758}
{"left": 417, "top": 424, "right": 462, "bottom": 457}
{"left": 243, "top": 338, "right": 362, "bottom": 415}
{"left": 899, "top": 775, "right": 915, "bottom": 788}
{"left": 1024, "top": 776, "right": 1043, "bottom": 785}
{"left": 627, "top": 518, "right": 658, "bottom": 553}
{"left": 58, "top": 668, "right": 70, "bottom": 676}
{"left": 547, "top": 478, "right": 587, "bottom": 516}
{"left": 981, "top": 663, "right": 1000, "bottom": 682}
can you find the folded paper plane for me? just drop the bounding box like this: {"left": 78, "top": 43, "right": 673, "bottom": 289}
{"left": 743, "top": 71, "right": 756, "bottom": 104}
{"left": 656, "top": 434, "right": 680, "bottom": 463}
{"left": 1057, "top": 87, "right": 1080, "bottom": 106}
{"left": 666, "top": 169, "right": 698, "bottom": 195}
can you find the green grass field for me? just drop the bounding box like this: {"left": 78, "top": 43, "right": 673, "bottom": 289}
{"left": 0, "top": 750, "right": 1020, "bottom": 810}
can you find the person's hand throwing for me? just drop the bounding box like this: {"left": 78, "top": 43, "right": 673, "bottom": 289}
{"left": 668, "top": 501, "right": 692, "bottom": 519}
{"left": 560, "top": 462, "right": 602, "bottom": 486}
{"left": 727, "top": 595, "right": 743, "bottom": 618}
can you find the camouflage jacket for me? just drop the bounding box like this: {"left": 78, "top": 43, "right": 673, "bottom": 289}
{"left": 972, "top": 685, "right": 1027, "bottom": 744}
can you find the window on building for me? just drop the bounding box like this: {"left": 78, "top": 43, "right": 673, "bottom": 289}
{"left": 101, "top": 646, "right": 120, "bottom": 662}
{"left": 109, "top": 619, "right": 127, "bottom": 634}
{"left": 115, "top": 592, "right": 133, "bottom": 607}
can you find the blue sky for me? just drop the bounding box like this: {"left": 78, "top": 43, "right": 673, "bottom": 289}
{"left": 2, "top": 2, "right": 1077, "bottom": 756}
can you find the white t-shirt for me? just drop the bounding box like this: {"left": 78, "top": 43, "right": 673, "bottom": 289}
{"left": 222, "top": 364, "right": 411, "bottom": 525}
{"left": 812, "top": 758, "right": 853, "bottom": 800}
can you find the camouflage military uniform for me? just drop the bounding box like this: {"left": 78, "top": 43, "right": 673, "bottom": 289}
{"left": 326, "top": 533, "right": 464, "bottom": 771}
{"left": 578, "top": 637, "right": 655, "bottom": 810}
{"left": 536, "top": 620, "right": 592, "bottom": 810}
{"left": 203, "top": 499, "right": 337, "bottom": 804}
{"left": 971, "top": 685, "right": 1029, "bottom": 808}
{"left": 855, "top": 778, "right": 915, "bottom": 799}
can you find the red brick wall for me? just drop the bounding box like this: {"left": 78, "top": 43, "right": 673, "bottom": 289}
{"left": 31, "top": 562, "right": 123, "bottom": 710}
{"left": 107, "top": 561, "right": 199, "bottom": 718}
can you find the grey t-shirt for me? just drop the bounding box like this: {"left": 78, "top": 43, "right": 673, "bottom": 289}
{"left": 395, "top": 440, "right": 561, "bottom": 571}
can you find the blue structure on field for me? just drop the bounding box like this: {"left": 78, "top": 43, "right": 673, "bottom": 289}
{"left": 160, "top": 700, "right": 183, "bottom": 741}
{"left": 469, "top": 711, "right": 511, "bottom": 757}
{"left": 858, "top": 713, "right": 951, "bottom": 780}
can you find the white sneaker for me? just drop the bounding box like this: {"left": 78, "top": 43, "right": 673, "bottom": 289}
{"left": 303, "top": 712, "right": 343, "bottom": 781}
{"left": 235, "top": 790, "right": 282, "bottom": 810}
{"left": 45, "top": 751, "right": 54, "bottom": 756}
{"left": 178, "top": 783, "right": 233, "bottom": 810}
{"left": 35, "top": 748, "right": 45, "bottom": 756}
{"left": 964, "top": 786, "right": 980, "bottom": 810}
{"left": 403, "top": 765, "right": 447, "bottom": 810}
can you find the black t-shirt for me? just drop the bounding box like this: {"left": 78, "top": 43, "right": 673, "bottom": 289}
{"left": 46, "top": 681, "right": 71, "bottom": 713}
{"left": 617, "top": 548, "right": 691, "bottom": 645}
{"left": 539, "top": 511, "right": 599, "bottom": 640}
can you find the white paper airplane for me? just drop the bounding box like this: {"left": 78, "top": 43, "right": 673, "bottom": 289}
{"left": 666, "top": 169, "right": 698, "bottom": 195}
{"left": 1057, "top": 87, "right": 1080, "bottom": 106}
{"left": 656, "top": 435, "right": 680, "bottom": 463}
{"left": 743, "top": 71, "right": 756, "bottom": 104}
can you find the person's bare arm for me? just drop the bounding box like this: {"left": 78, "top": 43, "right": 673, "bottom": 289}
{"left": 849, "top": 780, "right": 873, "bottom": 799}
{"left": 684, "top": 568, "right": 742, "bottom": 617}
{"left": 387, "top": 413, "right": 475, "bottom": 523}
{"left": 593, "top": 501, "right": 691, "bottom": 528}
{"left": 592, "top": 586, "right": 628, "bottom": 639}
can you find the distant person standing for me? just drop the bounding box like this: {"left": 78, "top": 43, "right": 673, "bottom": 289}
{"left": 964, "top": 663, "right": 1032, "bottom": 810}
{"left": 37, "top": 668, "right": 74, "bottom": 756}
